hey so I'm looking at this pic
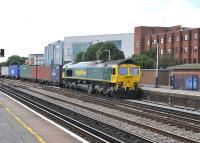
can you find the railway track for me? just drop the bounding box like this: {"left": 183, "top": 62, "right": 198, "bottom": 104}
{"left": 11, "top": 79, "right": 200, "bottom": 128}
{"left": 2, "top": 79, "right": 200, "bottom": 143}
{"left": 1, "top": 80, "right": 156, "bottom": 143}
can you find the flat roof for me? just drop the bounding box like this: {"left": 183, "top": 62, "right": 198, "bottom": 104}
{"left": 167, "top": 64, "right": 200, "bottom": 70}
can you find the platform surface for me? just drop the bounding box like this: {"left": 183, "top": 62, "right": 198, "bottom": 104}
{"left": 141, "top": 84, "right": 200, "bottom": 97}
{"left": 0, "top": 92, "right": 87, "bottom": 143}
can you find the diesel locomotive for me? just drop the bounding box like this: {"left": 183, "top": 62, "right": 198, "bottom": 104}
{"left": 62, "top": 59, "right": 141, "bottom": 98}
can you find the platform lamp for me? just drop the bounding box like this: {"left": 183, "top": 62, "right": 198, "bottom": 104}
{"left": 153, "top": 42, "right": 159, "bottom": 88}
{"left": 105, "top": 50, "right": 111, "bottom": 61}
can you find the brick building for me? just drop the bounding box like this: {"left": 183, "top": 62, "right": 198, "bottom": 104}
{"left": 134, "top": 25, "right": 200, "bottom": 64}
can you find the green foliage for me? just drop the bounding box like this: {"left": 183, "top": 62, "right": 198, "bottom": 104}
{"left": 144, "top": 48, "right": 157, "bottom": 60}
{"left": 159, "top": 53, "right": 180, "bottom": 69}
{"left": 0, "top": 62, "right": 8, "bottom": 66}
{"left": 76, "top": 52, "right": 85, "bottom": 63}
{"left": 132, "top": 54, "right": 155, "bottom": 69}
{"left": 0, "top": 55, "right": 27, "bottom": 66}
{"left": 132, "top": 49, "right": 181, "bottom": 69}
{"left": 84, "top": 42, "right": 104, "bottom": 61}
{"left": 84, "top": 42, "right": 125, "bottom": 61}
{"left": 97, "top": 42, "right": 125, "bottom": 60}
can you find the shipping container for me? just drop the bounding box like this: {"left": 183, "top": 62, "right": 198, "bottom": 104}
{"left": 30, "top": 66, "right": 37, "bottom": 80}
{"left": 8, "top": 65, "right": 20, "bottom": 78}
{"left": 50, "top": 65, "right": 61, "bottom": 82}
{"left": 37, "top": 66, "right": 51, "bottom": 81}
{"left": 1, "top": 66, "right": 8, "bottom": 77}
{"left": 20, "top": 65, "right": 30, "bottom": 79}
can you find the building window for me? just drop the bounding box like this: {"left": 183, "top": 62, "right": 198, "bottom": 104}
{"left": 107, "top": 40, "right": 122, "bottom": 49}
{"left": 135, "top": 41, "right": 140, "bottom": 47}
{"left": 193, "top": 46, "right": 198, "bottom": 52}
{"left": 168, "top": 37, "right": 171, "bottom": 43}
{"left": 193, "top": 58, "right": 197, "bottom": 63}
{"left": 194, "top": 33, "right": 198, "bottom": 40}
{"left": 184, "top": 34, "right": 188, "bottom": 40}
{"left": 160, "top": 49, "right": 164, "bottom": 55}
{"left": 167, "top": 48, "right": 171, "bottom": 53}
{"left": 175, "top": 47, "right": 179, "bottom": 54}
{"left": 153, "top": 39, "right": 157, "bottom": 44}
{"left": 184, "top": 47, "right": 188, "bottom": 53}
{"left": 176, "top": 36, "right": 180, "bottom": 41}
{"left": 160, "top": 38, "right": 164, "bottom": 44}
{"left": 147, "top": 40, "right": 150, "bottom": 45}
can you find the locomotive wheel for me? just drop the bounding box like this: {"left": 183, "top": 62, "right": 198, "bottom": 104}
{"left": 65, "top": 82, "right": 70, "bottom": 89}
{"left": 88, "top": 84, "right": 94, "bottom": 95}
{"left": 108, "top": 90, "right": 116, "bottom": 97}
{"left": 102, "top": 87, "right": 108, "bottom": 96}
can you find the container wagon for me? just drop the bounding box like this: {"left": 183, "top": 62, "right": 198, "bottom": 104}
{"left": 8, "top": 65, "right": 20, "bottom": 79}
{"left": 31, "top": 65, "right": 61, "bottom": 85}
{"left": 1, "top": 66, "right": 8, "bottom": 78}
{"left": 20, "top": 65, "right": 30, "bottom": 80}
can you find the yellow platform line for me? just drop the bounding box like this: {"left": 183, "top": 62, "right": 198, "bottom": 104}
{"left": 0, "top": 102, "right": 46, "bottom": 143}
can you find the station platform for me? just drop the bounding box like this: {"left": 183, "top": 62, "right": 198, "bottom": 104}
{"left": 141, "top": 84, "right": 200, "bottom": 110}
{"left": 0, "top": 92, "right": 88, "bottom": 143}
{"left": 141, "top": 84, "right": 200, "bottom": 97}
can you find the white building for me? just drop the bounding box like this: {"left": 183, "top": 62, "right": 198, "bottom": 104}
{"left": 64, "top": 33, "right": 134, "bottom": 63}
{"left": 28, "top": 54, "right": 44, "bottom": 65}
{"left": 44, "top": 40, "right": 64, "bottom": 65}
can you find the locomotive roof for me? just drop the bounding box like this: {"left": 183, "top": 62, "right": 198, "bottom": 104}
{"left": 65, "top": 59, "right": 138, "bottom": 68}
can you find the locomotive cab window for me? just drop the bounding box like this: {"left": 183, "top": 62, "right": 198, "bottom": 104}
{"left": 119, "top": 67, "right": 128, "bottom": 75}
{"left": 130, "top": 67, "right": 139, "bottom": 75}
{"left": 112, "top": 68, "right": 116, "bottom": 75}
{"left": 66, "top": 69, "right": 72, "bottom": 76}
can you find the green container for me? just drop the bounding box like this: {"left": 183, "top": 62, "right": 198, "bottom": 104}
{"left": 20, "top": 65, "right": 30, "bottom": 79}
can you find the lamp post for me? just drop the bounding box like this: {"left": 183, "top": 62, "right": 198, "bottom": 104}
{"left": 155, "top": 43, "right": 159, "bottom": 88}
{"left": 105, "top": 50, "right": 110, "bottom": 61}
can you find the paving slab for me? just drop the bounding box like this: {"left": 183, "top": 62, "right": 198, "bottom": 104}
{"left": 0, "top": 92, "right": 88, "bottom": 143}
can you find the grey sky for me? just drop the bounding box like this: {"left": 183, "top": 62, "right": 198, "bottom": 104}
{"left": 0, "top": 0, "right": 200, "bottom": 62}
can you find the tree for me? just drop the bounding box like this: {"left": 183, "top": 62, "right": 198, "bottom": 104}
{"left": 0, "top": 62, "right": 8, "bottom": 66}
{"left": 20, "top": 57, "right": 28, "bottom": 64}
{"left": 84, "top": 42, "right": 125, "bottom": 61}
{"left": 76, "top": 52, "right": 85, "bottom": 62}
{"left": 144, "top": 48, "right": 157, "bottom": 60}
{"left": 84, "top": 42, "right": 105, "bottom": 61}
{"left": 132, "top": 54, "right": 155, "bottom": 69}
{"left": 97, "top": 42, "right": 125, "bottom": 60}
{"left": 6, "top": 55, "right": 27, "bottom": 65}
{"left": 159, "top": 53, "right": 180, "bottom": 69}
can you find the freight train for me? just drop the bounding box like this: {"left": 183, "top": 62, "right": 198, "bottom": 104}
{"left": 0, "top": 59, "right": 141, "bottom": 98}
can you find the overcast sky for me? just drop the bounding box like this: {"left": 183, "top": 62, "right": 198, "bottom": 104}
{"left": 0, "top": 0, "right": 200, "bottom": 62}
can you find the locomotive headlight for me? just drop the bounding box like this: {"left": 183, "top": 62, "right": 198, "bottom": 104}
{"left": 118, "top": 82, "right": 123, "bottom": 86}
